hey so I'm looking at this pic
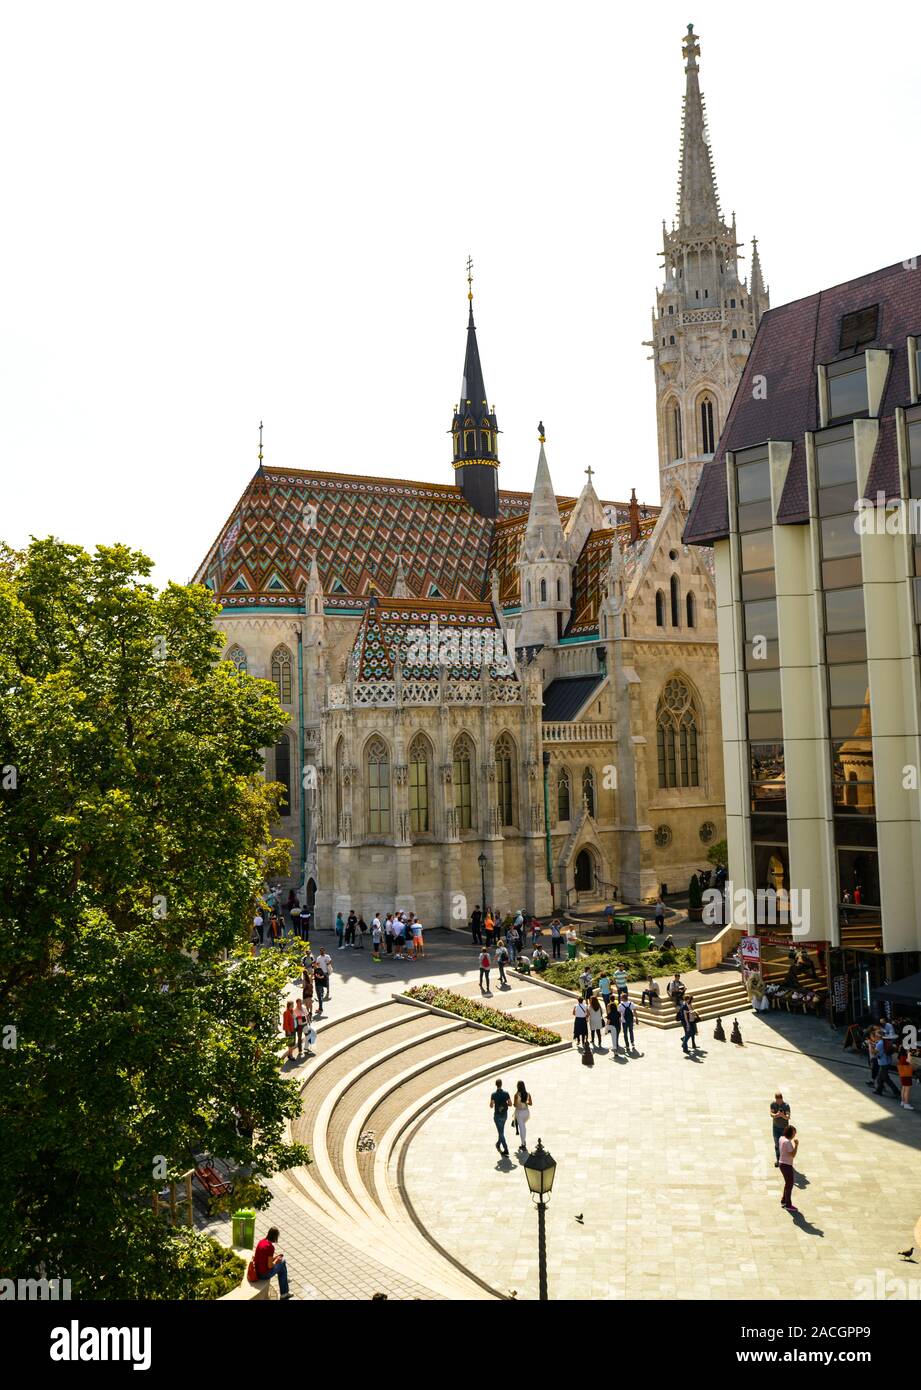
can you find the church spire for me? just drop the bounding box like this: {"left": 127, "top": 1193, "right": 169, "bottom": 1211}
{"left": 676, "top": 23, "right": 721, "bottom": 230}
{"left": 749, "top": 235, "right": 769, "bottom": 328}
{"left": 451, "top": 258, "right": 499, "bottom": 518}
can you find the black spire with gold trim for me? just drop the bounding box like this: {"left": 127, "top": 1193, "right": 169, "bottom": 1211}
{"left": 451, "top": 257, "right": 499, "bottom": 518}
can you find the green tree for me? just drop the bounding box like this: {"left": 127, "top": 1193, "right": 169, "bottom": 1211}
{"left": 706, "top": 839, "right": 728, "bottom": 868}
{"left": 0, "top": 539, "right": 307, "bottom": 1298}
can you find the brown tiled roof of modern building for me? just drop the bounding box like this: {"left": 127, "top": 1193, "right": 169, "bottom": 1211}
{"left": 684, "top": 257, "right": 921, "bottom": 544}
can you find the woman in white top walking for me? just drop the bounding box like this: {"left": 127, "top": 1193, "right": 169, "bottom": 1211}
{"left": 513, "top": 1081, "right": 532, "bottom": 1152}
{"left": 587, "top": 994, "right": 605, "bottom": 1050}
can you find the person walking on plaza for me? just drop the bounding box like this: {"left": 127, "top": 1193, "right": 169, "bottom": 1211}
{"left": 496, "top": 938, "right": 510, "bottom": 988}
{"left": 252, "top": 1226, "right": 293, "bottom": 1298}
{"left": 301, "top": 970, "right": 314, "bottom": 1023}
{"left": 513, "top": 1081, "right": 532, "bottom": 1152}
{"left": 281, "top": 1000, "right": 297, "bottom": 1062}
{"left": 588, "top": 994, "right": 605, "bottom": 1050}
{"left": 314, "top": 949, "right": 333, "bottom": 1009}
{"left": 572, "top": 996, "right": 589, "bottom": 1050}
{"left": 677, "top": 995, "right": 692, "bottom": 1055}
{"left": 598, "top": 971, "right": 612, "bottom": 1011}
{"left": 655, "top": 897, "right": 666, "bottom": 934}
{"left": 685, "top": 995, "right": 699, "bottom": 1051}
{"left": 874, "top": 1032, "right": 901, "bottom": 1097}
{"left": 479, "top": 947, "right": 492, "bottom": 996}
{"left": 335, "top": 912, "right": 345, "bottom": 951}
{"left": 770, "top": 1092, "right": 791, "bottom": 1165}
{"left": 606, "top": 994, "right": 621, "bottom": 1053}
{"left": 578, "top": 965, "right": 594, "bottom": 1000}
{"left": 294, "top": 998, "right": 308, "bottom": 1057}
{"left": 620, "top": 995, "right": 636, "bottom": 1052}
{"left": 490, "top": 1079, "right": 512, "bottom": 1156}
{"left": 550, "top": 918, "right": 563, "bottom": 959}
{"left": 778, "top": 1125, "right": 799, "bottom": 1213}
{"left": 897, "top": 1048, "right": 915, "bottom": 1109}
{"left": 470, "top": 905, "right": 483, "bottom": 946}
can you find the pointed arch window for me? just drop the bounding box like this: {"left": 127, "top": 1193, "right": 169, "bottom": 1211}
{"left": 686, "top": 590, "right": 696, "bottom": 628}
{"left": 655, "top": 590, "right": 666, "bottom": 627}
{"left": 271, "top": 645, "right": 293, "bottom": 704}
{"left": 670, "top": 574, "right": 681, "bottom": 627}
{"left": 274, "top": 736, "right": 291, "bottom": 815}
{"left": 481, "top": 429, "right": 492, "bottom": 453}
{"left": 227, "top": 645, "right": 247, "bottom": 672}
{"left": 526, "top": 580, "right": 532, "bottom": 604}
{"left": 495, "top": 734, "right": 517, "bottom": 827}
{"left": 557, "top": 768, "right": 571, "bottom": 822}
{"left": 539, "top": 578, "right": 547, "bottom": 603}
{"left": 335, "top": 736, "right": 344, "bottom": 837}
{"left": 667, "top": 400, "right": 683, "bottom": 461}
{"left": 453, "top": 734, "right": 475, "bottom": 830}
{"left": 656, "top": 677, "right": 700, "bottom": 789}
{"left": 408, "top": 734, "right": 430, "bottom": 833}
{"left": 582, "top": 766, "right": 595, "bottom": 817}
{"left": 366, "top": 737, "right": 391, "bottom": 834}
{"left": 699, "top": 395, "right": 716, "bottom": 454}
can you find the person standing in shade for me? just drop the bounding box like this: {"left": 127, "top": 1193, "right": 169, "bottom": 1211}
{"left": 588, "top": 994, "right": 605, "bottom": 1050}
{"left": 548, "top": 918, "right": 561, "bottom": 960}
{"left": 253, "top": 909, "right": 265, "bottom": 946}
{"left": 490, "top": 1079, "right": 511, "bottom": 1156}
{"left": 299, "top": 905, "right": 311, "bottom": 940}
{"left": 384, "top": 914, "right": 394, "bottom": 956}
{"left": 778, "top": 1125, "right": 799, "bottom": 1213}
{"left": 578, "top": 966, "right": 594, "bottom": 1001}
{"left": 572, "top": 997, "right": 589, "bottom": 1050}
{"left": 513, "top": 1081, "right": 532, "bottom": 1152}
{"left": 411, "top": 917, "right": 425, "bottom": 959}
{"left": 654, "top": 897, "right": 666, "bottom": 934}
{"left": 897, "top": 1049, "right": 915, "bottom": 1110}
{"left": 874, "top": 1033, "right": 901, "bottom": 1098}
{"left": 479, "top": 947, "right": 492, "bottom": 995}
{"left": 606, "top": 994, "right": 621, "bottom": 1053}
{"left": 345, "top": 910, "right": 357, "bottom": 948}
{"left": 483, "top": 910, "right": 495, "bottom": 950}
{"left": 357, "top": 915, "right": 367, "bottom": 950}
{"left": 770, "top": 1092, "right": 791, "bottom": 1166}
{"left": 335, "top": 912, "right": 345, "bottom": 951}
{"left": 620, "top": 994, "right": 636, "bottom": 1052}
{"left": 506, "top": 921, "right": 520, "bottom": 965}
{"left": 470, "top": 906, "right": 483, "bottom": 946}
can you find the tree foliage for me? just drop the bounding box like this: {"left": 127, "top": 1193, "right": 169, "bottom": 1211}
{"left": 0, "top": 539, "right": 307, "bottom": 1297}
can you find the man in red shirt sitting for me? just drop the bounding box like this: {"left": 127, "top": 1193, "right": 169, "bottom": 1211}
{"left": 252, "top": 1226, "right": 292, "bottom": 1299}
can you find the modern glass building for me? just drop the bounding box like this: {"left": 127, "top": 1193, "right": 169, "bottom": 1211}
{"left": 684, "top": 259, "right": 921, "bottom": 1019}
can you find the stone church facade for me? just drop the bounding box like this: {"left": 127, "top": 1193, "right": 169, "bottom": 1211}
{"left": 192, "top": 24, "right": 766, "bottom": 923}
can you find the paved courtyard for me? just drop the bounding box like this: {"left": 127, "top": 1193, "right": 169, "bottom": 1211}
{"left": 401, "top": 1009, "right": 921, "bottom": 1301}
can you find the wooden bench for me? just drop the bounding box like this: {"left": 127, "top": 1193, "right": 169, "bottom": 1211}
{"left": 194, "top": 1163, "right": 234, "bottom": 1211}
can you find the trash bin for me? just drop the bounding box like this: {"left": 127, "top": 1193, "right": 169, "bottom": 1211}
{"left": 232, "top": 1208, "right": 257, "bottom": 1249}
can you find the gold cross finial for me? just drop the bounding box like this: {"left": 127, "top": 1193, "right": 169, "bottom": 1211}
{"left": 466, "top": 254, "right": 474, "bottom": 302}
{"left": 258, "top": 421, "right": 263, "bottom": 466}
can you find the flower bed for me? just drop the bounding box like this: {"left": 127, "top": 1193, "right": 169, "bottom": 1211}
{"left": 543, "top": 945, "right": 698, "bottom": 992}
{"left": 405, "top": 985, "right": 561, "bottom": 1046}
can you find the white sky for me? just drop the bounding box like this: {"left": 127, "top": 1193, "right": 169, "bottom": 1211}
{"left": 3, "top": 0, "right": 919, "bottom": 587}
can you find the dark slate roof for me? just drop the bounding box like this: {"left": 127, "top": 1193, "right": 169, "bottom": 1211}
{"left": 684, "top": 256, "right": 921, "bottom": 544}
{"left": 542, "top": 675, "right": 605, "bottom": 722}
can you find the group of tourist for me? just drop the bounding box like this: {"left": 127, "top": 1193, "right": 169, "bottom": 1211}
{"left": 252, "top": 893, "right": 311, "bottom": 948}
{"left": 469, "top": 907, "right": 576, "bottom": 960}
{"left": 571, "top": 969, "right": 639, "bottom": 1055}
{"left": 336, "top": 910, "right": 426, "bottom": 960}
{"left": 863, "top": 1017, "right": 918, "bottom": 1109}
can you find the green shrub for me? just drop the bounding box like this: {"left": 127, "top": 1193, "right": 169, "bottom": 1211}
{"left": 405, "top": 985, "right": 560, "bottom": 1045}
{"left": 542, "top": 945, "right": 697, "bottom": 991}
{"left": 706, "top": 839, "right": 728, "bottom": 868}
{"left": 159, "top": 1229, "right": 246, "bottom": 1301}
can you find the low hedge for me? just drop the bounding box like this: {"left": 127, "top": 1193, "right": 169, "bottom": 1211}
{"left": 405, "top": 985, "right": 561, "bottom": 1046}
{"left": 543, "top": 945, "right": 698, "bottom": 992}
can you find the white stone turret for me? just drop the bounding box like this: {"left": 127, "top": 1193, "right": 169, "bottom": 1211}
{"left": 516, "top": 431, "right": 572, "bottom": 647}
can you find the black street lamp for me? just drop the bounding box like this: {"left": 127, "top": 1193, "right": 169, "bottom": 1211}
{"left": 478, "top": 851, "right": 487, "bottom": 916}
{"left": 522, "top": 1138, "right": 557, "bottom": 1301}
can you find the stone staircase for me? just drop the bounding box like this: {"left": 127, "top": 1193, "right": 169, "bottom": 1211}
{"left": 626, "top": 969, "right": 751, "bottom": 1029}
{"left": 281, "top": 995, "right": 567, "bottom": 1300}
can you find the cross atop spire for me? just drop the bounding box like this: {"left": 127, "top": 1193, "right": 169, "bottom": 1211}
{"left": 258, "top": 421, "right": 264, "bottom": 467}
{"left": 585, "top": 464, "right": 594, "bottom": 483}
{"left": 683, "top": 21, "right": 700, "bottom": 69}
{"left": 466, "top": 254, "right": 474, "bottom": 304}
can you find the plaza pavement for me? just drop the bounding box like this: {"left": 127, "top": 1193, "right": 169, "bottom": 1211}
{"left": 400, "top": 1006, "right": 921, "bottom": 1302}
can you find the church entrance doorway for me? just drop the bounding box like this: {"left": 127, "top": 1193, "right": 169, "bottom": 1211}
{"left": 574, "top": 848, "right": 594, "bottom": 893}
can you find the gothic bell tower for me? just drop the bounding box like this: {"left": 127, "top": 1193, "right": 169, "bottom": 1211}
{"left": 451, "top": 260, "right": 500, "bottom": 518}
{"left": 650, "top": 23, "right": 770, "bottom": 504}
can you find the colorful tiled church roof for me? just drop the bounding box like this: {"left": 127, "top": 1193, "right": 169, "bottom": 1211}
{"left": 194, "top": 463, "right": 655, "bottom": 619}
{"left": 347, "top": 597, "right": 516, "bottom": 681}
